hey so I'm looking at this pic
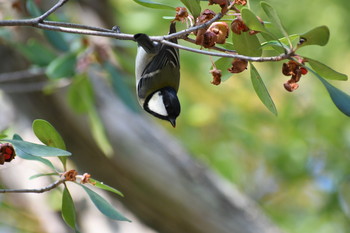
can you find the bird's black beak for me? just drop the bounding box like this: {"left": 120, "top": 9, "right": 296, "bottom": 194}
{"left": 169, "top": 118, "right": 176, "bottom": 128}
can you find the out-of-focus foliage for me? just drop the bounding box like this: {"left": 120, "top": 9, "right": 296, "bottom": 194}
{"left": 0, "top": 0, "right": 350, "bottom": 232}
{"left": 114, "top": 0, "right": 350, "bottom": 232}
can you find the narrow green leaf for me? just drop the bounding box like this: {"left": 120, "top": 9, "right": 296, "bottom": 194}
{"left": 104, "top": 62, "right": 140, "bottom": 112}
{"left": 261, "top": 2, "right": 290, "bottom": 45}
{"left": 3, "top": 139, "right": 71, "bottom": 157}
{"left": 306, "top": 58, "right": 347, "bottom": 81}
{"left": 250, "top": 63, "right": 277, "bottom": 115}
{"left": 132, "top": 0, "right": 175, "bottom": 10}
{"left": 46, "top": 53, "right": 76, "bottom": 80}
{"left": 80, "top": 185, "right": 131, "bottom": 222}
{"left": 9, "top": 134, "right": 55, "bottom": 170}
{"left": 13, "top": 147, "right": 56, "bottom": 170}
{"left": 67, "top": 74, "right": 94, "bottom": 114}
{"left": 241, "top": 8, "right": 267, "bottom": 33}
{"left": 33, "top": 119, "right": 66, "bottom": 150}
{"left": 29, "top": 173, "right": 59, "bottom": 180}
{"left": 298, "top": 26, "right": 330, "bottom": 48}
{"left": 232, "top": 32, "right": 262, "bottom": 57}
{"left": 87, "top": 108, "right": 113, "bottom": 156}
{"left": 62, "top": 187, "right": 78, "bottom": 230}
{"left": 308, "top": 67, "right": 350, "bottom": 117}
{"left": 15, "top": 39, "right": 56, "bottom": 66}
{"left": 12, "top": 134, "right": 23, "bottom": 140}
{"left": 67, "top": 75, "right": 113, "bottom": 156}
{"left": 89, "top": 179, "right": 124, "bottom": 197}
{"left": 180, "top": 0, "right": 201, "bottom": 18}
{"left": 43, "top": 30, "right": 70, "bottom": 52}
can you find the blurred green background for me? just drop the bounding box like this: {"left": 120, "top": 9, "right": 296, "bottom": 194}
{"left": 1, "top": 0, "right": 350, "bottom": 232}
{"left": 114, "top": 0, "right": 350, "bottom": 232}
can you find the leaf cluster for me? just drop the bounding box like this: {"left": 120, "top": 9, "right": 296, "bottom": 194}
{"left": 0, "top": 119, "right": 130, "bottom": 232}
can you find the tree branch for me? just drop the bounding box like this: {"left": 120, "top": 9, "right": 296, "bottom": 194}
{"left": 0, "top": 0, "right": 294, "bottom": 62}
{"left": 0, "top": 177, "right": 66, "bottom": 194}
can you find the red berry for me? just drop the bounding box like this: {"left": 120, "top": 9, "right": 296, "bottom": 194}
{"left": 300, "top": 67, "right": 308, "bottom": 75}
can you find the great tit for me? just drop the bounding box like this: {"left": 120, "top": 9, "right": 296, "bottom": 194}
{"left": 134, "top": 22, "right": 180, "bottom": 127}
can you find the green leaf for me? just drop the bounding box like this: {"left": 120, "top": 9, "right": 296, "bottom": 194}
{"left": 87, "top": 107, "right": 113, "bottom": 156}
{"left": 89, "top": 179, "right": 124, "bottom": 197}
{"left": 3, "top": 139, "right": 71, "bottom": 157}
{"left": 15, "top": 39, "right": 57, "bottom": 66}
{"left": 80, "top": 185, "right": 131, "bottom": 222}
{"left": 308, "top": 68, "right": 350, "bottom": 117}
{"left": 33, "top": 119, "right": 68, "bottom": 169}
{"left": 9, "top": 134, "right": 56, "bottom": 170}
{"left": 261, "top": 2, "right": 290, "bottom": 45}
{"left": 132, "top": 0, "right": 175, "bottom": 10}
{"left": 241, "top": 8, "right": 267, "bottom": 33}
{"left": 180, "top": 0, "right": 201, "bottom": 18}
{"left": 46, "top": 53, "right": 76, "bottom": 80}
{"left": 67, "top": 75, "right": 113, "bottom": 156}
{"left": 250, "top": 63, "right": 277, "bottom": 115}
{"left": 232, "top": 32, "right": 262, "bottom": 57}
{"left": 33, "top": 119, "right": 66, "bottom": 150}
{"left": 67, "top": 74, "right": 94, "bottom": 113}
{"left": 307, "top": 58, "right": 347, "bottom": 81}
{"left": 62, "top": 187, "right": 78, "bottom": 230}
{"left": 43, "top": 30, "right": 70, "bottom": 52}
{"left": 104, "top": 62, "right": 140, "bottom": 112}
{"left": 14, "top": 147, "right": 56, "bottom": 170}
{"left": 298, "top": 26, "right": 330, "bottom": 48}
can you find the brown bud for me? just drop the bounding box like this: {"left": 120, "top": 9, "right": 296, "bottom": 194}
{"left": 81, "top": 173, "right": 91, "bottom": 184}
{"left": 228, "top": 58, "right": 248, "bottom": 73}
{"left": 210, "top": 68, "right": 222, "bottom": 85}
{"left": 284, "top": 81, "right": 299, "bottom": 92}
{"left": 64, "top": 170, "right": 78, "bottom": 181}
{"left": 282, "top": 62, "right": 291, "bottom": 76}
{"left": 231, "top": 18, "right": 249, "bottom": 35}
{"left": 208, "top": 0, "right": 229, "bottom": 13}
{"left": 196, "top": 9, "right": 216, "bottom": 26}
{"left": 202, "top": 31, "right": 217, "bottom": 48}
{"left": 174, "top": 7, "right": 188, "bottom": 22}
{"left": 235, "top": 0, "right": 247, "bottom": 5}
{"left": 208, "top": 22, "right": 229, "bottom": 44}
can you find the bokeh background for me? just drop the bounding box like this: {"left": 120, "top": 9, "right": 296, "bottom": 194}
{"left": 1, "top": 0, "right": 350, "bottom": 232}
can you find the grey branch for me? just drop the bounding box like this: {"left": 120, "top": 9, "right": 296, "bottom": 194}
{"left": 0, "top": 0, "right": 293, "bottom": 62}
{"left": 0, "top": 177, "right": 65, "bottom": 193}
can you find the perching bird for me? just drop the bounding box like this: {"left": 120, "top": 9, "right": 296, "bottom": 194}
{"left": 134, "top": 22, "right": 180, "bottom": 127}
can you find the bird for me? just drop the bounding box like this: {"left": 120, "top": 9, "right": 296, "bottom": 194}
{"left": 134, "top": 22, "right": 180, "bottom": 127}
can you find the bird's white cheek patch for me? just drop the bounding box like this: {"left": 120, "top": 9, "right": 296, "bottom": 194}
{"left": 148, "top": 92, "right": 168, "bottom": 117}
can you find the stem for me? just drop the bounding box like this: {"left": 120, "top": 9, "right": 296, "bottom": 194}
{"left": 0, "top": 177, "right": 66, "bottom": 194}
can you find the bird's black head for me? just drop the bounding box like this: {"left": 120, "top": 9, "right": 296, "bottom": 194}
{"left": 144, "top": 87, "right": 181, "bottom": 127}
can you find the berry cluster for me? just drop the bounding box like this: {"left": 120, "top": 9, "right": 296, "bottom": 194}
{"left": 0, "top": 143, "right": 16, "bottom": 165}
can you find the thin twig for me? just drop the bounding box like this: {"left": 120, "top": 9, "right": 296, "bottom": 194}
{"left": 0, "top": 68, "right": 46, "bottom": 82}
{"left": 0, "top": 177, "right": 66, "bottom": 193}
{"left": 161, "top": 40, "right": 291, "bottom": 62}
{"left": 35, "top": 0, "right": 68, "bottom": 22}
{"left": 0, "top": 0, "right": 294, "bottom": 62}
